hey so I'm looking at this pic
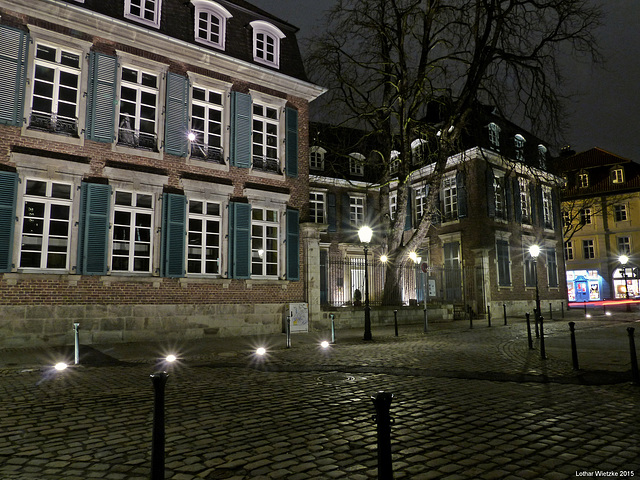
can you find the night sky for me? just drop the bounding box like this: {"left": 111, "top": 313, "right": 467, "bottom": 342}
{"left": 249, "top": 0, "right": 640, "bottom": 161}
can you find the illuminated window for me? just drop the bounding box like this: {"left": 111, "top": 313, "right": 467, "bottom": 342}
{"left": 488, "top": 123, "right": 500, "bottom": 150}
{"left": 187, "top": 200, "right": 221, "bottom": 275}
{"left": 514, "top": 134, "right": 525, "bottom": 162}
{"left": 250, "top": 21, "right": 285, "bottom": 69}
{"left": 611, "top": 167, "right": 624, "bottom": 184}
{"left": 124, "top": 0, "right": 162, "bottom": 29}
{"left": 191, "top": 0, "right": 232, "bottom": 50}
{"left": 614, "top": 204, "right": 627, "bottom": 222}
{"left": 578, "top": 172, "right": 589, "bottom": 188}
{"left": 310, "top": 191, "right": 325, "bottom": 223}
{"left": 349, "top": 153, "right": 365, "bottom": 176}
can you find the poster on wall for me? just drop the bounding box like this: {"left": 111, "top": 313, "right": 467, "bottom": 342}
{"left": 288, "top": 303, "right": 309, "bottom": 333}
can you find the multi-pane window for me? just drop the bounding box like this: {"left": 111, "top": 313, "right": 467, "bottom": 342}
{"left": 578, "top": 172, "right": 589, "bottom": 188}
{"left": 514, "top": 134, "right": 525, "bottom": 161}
{"left": 118, "top": 66, "right": 159, "bottom": 150}
{"left": 442, "top": 176, "right": 457, "bottom": 221}
{"left": 310, "top": 147, "right": 325, "bottom": 171}
{"left": 389, "top": 193, "right": 397, "bottom": 220}
{"left": 190, "top": 85, "right": 224, "bottom": 163}
{"left": 519, "top": 178, "right": 530, "bottom": 223}
{"left": 256, "top": 32, "right": 276, "bottom": 63}
{"left": 538, "top": 145, "right": 548, "bottom": 169}
{"left": 193, "top": 1, "right": 231, "bottom": 50}
{"left": 19, "top": 179, "right": 72, "bottom": 269}
{"left": 415, "top": 185, "right": 428, "bottom": 221}
{"left": 29, "top": 43, "right": 81, "bottom": 136}
{"left": 564, "top": 241, "right": 574, "bottom": 261}
{"left": 580, "top": 208, "right": 592, "bottom": 225}
{"left": 252, "top": 103, "right": 279, "bottom": 173}
{"left": 614, "top": 204, "right": 627, "bottom": 222}
{"left": 562, "top": 211, "right": 570, "bottom": 227}
{"left": 611, "top": 168, "right": 624, "bottom": 184}
{"left": 390, "top": 151, "right": 400, "bottom": 173}
{"left": 618, "top": 236, "right": 631, "bottom": 255}
{"left": 187, "top": 200, "right": 221, "bottom": 275}
{"left": 524, "top": 250, "right": 536, "bottom": 287}
{"left": 496, "top": 239, "right": 511, "bottom": 287}
{"left": 310, "top": 192, "right": 325, "bottom": 223}
{"left": 349, "top": 195, "right": 364, "bottom": 227}
{"left": 542, "top": 186, "right": 552, "bottom": 228}
{"left": 349, "top": 153, "right": 365, "bottom": 176}
{"left": 251, "top": 207, "right": 279, "bottom": 277}
{"left": 494, "top": 177, "right": 505, "bottom": 219}
{"left": 582, "top": 239, "right": 595, "bottom": 259}
{"left": 488, "top": 123, "right": 500, "bottom": 150}
{"left": 124, "top": 0, "right": 162, "bottom": 28}
{"left": 111, "top": 191, "right": 153, "bottom": 273}
{"left": 250, "top": 21, "right": 285, "bottom": 69}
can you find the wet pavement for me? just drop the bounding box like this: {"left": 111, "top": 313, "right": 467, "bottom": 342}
{"left": 1, "top": 308, "right": 639, "bottom": 479}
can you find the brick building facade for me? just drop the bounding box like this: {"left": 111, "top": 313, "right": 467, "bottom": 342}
{"left": 0, "top": 0, "right": 324, "bottom": 347}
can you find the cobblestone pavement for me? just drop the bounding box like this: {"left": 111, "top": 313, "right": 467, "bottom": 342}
{"left": 1, "top": 309, "right": 639, "bottom": 479}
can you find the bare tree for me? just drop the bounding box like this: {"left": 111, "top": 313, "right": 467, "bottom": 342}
{"left": 307, "top": 0, "right": 602, "bottom": 304}
{"left": 562, "top": 194, "right": 634, "bottom": 246}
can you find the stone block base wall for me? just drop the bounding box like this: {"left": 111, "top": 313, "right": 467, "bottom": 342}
{"left": 316, "top": 306, "right": 454, "bottom": 332}
{"left": 0, "top": 303, "right": 286, "bottom": 348}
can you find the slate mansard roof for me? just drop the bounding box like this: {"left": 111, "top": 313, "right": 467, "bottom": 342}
{"left": 47, "top": 0, "right": 309, "bottom": 82}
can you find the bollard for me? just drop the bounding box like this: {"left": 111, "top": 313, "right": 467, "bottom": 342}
{"left": 503, "top": 303, "right": 507, "bottom": 326}
{"left": 549, "top": 303, "right": 553, "bottom": 321}
{"left": 470, "top": 306, "right": 474, "bottom": 329}
{"left": 603, "top": 305, "right": 607, "bottom": 316}
{"left": 534, "top": 308, "right": 540, "bottom": 338}
{"left": 286, "top": 312, "right": 292, "bottom": 348}
{"left": 569, "top": 322, "right": 579, "bottom": 370}
{"left": 73, "top": 323, "right": 80, "bottom": 365}
{"left": 584, "top": 301, "right": 587, "bottom": 315}
{"left": 487, "top": 308, "right": 491, "bottom": 327}
{"left": 371, "top": 391, "right": 394, "bottom": 480}
{"left": 393, "top": 310, "right": 398, "bottom": 337}
{"left": 150, "top": 372, "right": 169, "bottom": 480}
{"left": 539, "top": 315, "right": 546, "bottom": 360}
{"left": 330, "top": 314, "right": 336, "bottom": 344}
{"left": 562, "top": 302, "right": 565, "bottom": 318}
{"left": 628, "top": 328, "right": 639, "bottom": 385}
{"left": 525, "top": 313, "right": 533, "bottom": 350}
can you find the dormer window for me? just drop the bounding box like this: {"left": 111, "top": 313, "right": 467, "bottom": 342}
{"left": 250, "top": 21, "right": 285, "bottom": 69}
{"left": 578, "top": 172, "right": 589, "bottom": 188}
{"left": 514, "top": 134, "right": 525, "bottom": 162}
{"left": 611, "top": 166, "right": 625, "bottom": 184}
{"left": 488, "top": 122, "right": 501, "bottom": 150}
{"left": 191, "top": 0, "right": 232, "bottom": 50}
{"left": 389, "top": 150, "right": 400, "bottom": 173}
{"left": 538, "top": 144, "right": 548, "bottom": 169}
{"left": 349, "top": 153, "right": 365, "bottom": 176}
{"left": 310, "top": 146, "right": 326, "bottom": 171}
{"left": 124, "top": 0, "right": 162, "bottom": 29}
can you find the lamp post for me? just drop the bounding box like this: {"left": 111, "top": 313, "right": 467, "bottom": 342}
{"left": 358, "top": 226, "right": 373, "bottom": 341}
{"left": 529, "top": 245, "right": 541, "bottom": 320}
{"left": 619, "top": 255, "right": 631, "bottom": 311}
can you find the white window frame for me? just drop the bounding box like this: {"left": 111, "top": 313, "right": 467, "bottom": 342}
{"left": 494, "top": 175, "right": 505, "bottom": 220}
{"left": 617, "top": 236, "right": 631, "bottom": 255}
{"left": 310, "top": 191, "right": 326, "bottom": 224}
{"left": 414, "top": 185, "right": 428, "bottom": 221}
{"left": 250, "top": 20, "right": 285, "bottom": 69}
{"left": 186, "top": 199, "right": 222, "bottom": 276}
{"left": 189, "top": 82, "right": 226, "bottom": 163}
{"left": 514, "top": 134, "right": 526, "bottom": 162}
{"left": 614, "top": 204, "right": 628, "bottom": 222}
{"left": 18, "top": 178, "right": 74, "bottom": 271}
{"left": 578, "top": 172, "right": 589, "bottom": 188}
{"left": 111, "top": 190, "right": 155, "bottom": 274}
{"left": 389, "top": 192, "right": 397, "bottom": 220}
{"left": 410, "top": 140, "right": 426, "bottom": 164}
{"left": 124, "top": 0, "right": 162, "bottom": 29}
{"left": 542, "top": 186, "right": 552, "bottom": 228}
{"left": 349, "top": 153, "right": 365, "bottom": 176}
{"left": 251, "top": 206, "right": 280, "bottom": 278}
{"left": 519, "top": 177, "right": 530, "bottom": 224}
{"left": 488, "top": 123, "right": 501, "bottom": 150}
{"left": 117, "top": 63, "right": 161, "bottom": 151}
{"left": 564, "top": 241, "right": 574, "bottom": 261}
{"left": 442, "top": 174, "right": 457, "bottom": 221}
{"left": 390, "top": 150, "right": 400, "bottom": 173}
{"left": 612, "top": 167, "right": 624, "bottom": 184}
{"left": 582, "top": 239, "right": 595, "bottom": 259}
{"left": 310, "top": 146, "right": 326, "bottom": 171}
{"left": 349, "top": 194, "right": 365, "bottom": 227}
{"left": 191, "top": 0, "right": 232, "bottom": 50}
{"left": 538, "top": 144, "right": 548, "bottom": 169}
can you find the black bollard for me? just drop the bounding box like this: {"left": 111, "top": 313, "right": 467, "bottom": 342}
{"left": 503, "top": 303, "right": 507, "bottom": 326}
{"left": 549, "top": 303, "right": 553, "bottom": 321}
{"left": 393, "top": 310, "right": 398, "bottom": 337}
{"left": 286, "top": 312, "right": 291, "bottom": 348}
{"left": 371, "top": 391, "right": 394, "bottom": 480}
{"left": 569, "top": 322, "right": 579, "bottom": 370}
{"left": 628, "top": 328, "right": 639, "bottom": 385}
{"left": 539, "top": 315, "right": 546, "bottom": 360}
{"left": 603, "top": 305, "right": 607, "bottom": 316}
{"left": 525, "top": 313, "right": 533, "bottom": 350}
{"left": 330, "top": 314, "right": 336, "bottom": 344}
{"left": 562, "top": 302, "right": 565, "bottom": 318}
{"left": 534, "top": 308, "right": 540, "bottom": 338}
{"left": 150, "top": 372, "right": 169, "bottom": 480}
{"left": 584, "top": 301, "right": 587, "bottom": 316}
{"left": 487, "top": 308, "right": 491, "bottom": 327}
{"left": 470, "top": 306, "right": 474, "bottom": 329}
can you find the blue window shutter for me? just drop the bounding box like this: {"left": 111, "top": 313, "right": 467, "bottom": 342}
{"left": 327, "top": 193, "right": 336, "bottom": 232}
{"left": 403, "top": 189, "right": 412, "bottom": 230}
{"left": 504, "top": 176, "right": 512, "bottom": 221}
{"left": 77, "top": 182, "right": 111, "bottom": 275}
{"left": 229, "top": 201, "right": 251, "bottom": 278}
{"left": 341, "top": 192, "right": 351, "bottom": 233}
{"left": 164, "top": 73, "right": 189, "bottom": 157}
{"left": 86, "top": 52, "right": 117, "bottom": 143}
{"left": 230, "top": 91, "right": 252, "bottom": 168}
{"left": 0, "top": 171, "right": 18, "bottom": 272}
{"left": 457, "top": 170, "right": 467, "bottom": 218}
{"left": 512, "top": 177, "right": 522, "bottom": 223}
{"left": 160, "top": 193, "right": 187, "bottom": 277}
{"left": 286, "top": 208, "right": 300, "bottom": 281}
{"left": 0, "top": 26, "right": 28, "bottom": 126}
{"left": 285, "top": 107, "right": 298, "bottom": 177}
{"left": 551, "top": 188, "right": 559, "bottom": 229}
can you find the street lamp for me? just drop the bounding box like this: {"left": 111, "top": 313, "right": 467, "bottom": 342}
{"left": 619, "top": 254, "right": 630, "bottom": 300}
{"left": 358, "top": 226, "right": 373, "bottom": 341}
{"left": 529, "top": 244, "right": 545, "bottom": 359}
{"left": 410, "top": 252, "right": 428, "bottom": 333}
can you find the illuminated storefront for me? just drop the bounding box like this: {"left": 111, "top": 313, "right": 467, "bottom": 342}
{"left": 613, "top": 266, "right": 639, "bottom": 299}
{"left": 566, "top": 270, "right": 603, "bottom": 302}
